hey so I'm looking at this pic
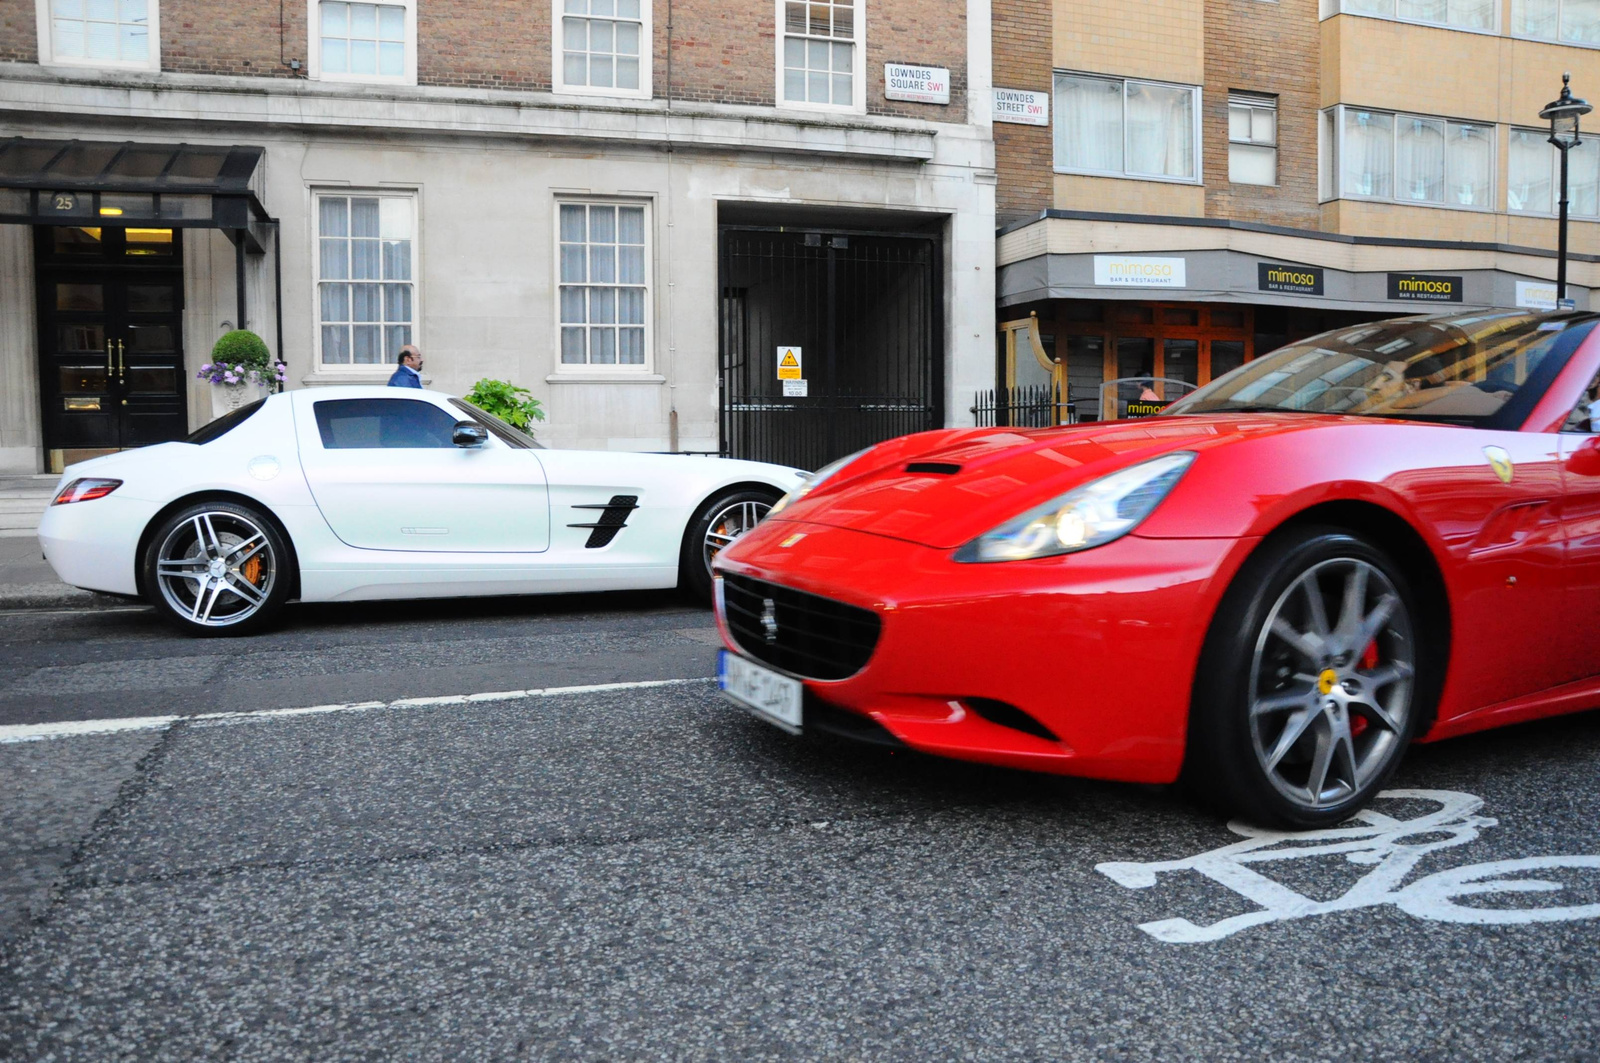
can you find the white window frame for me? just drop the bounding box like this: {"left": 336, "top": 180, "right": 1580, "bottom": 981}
{"left": 1507, "top": 126, "right": 1600, "bottom": 218}
{"left": 1318, "top": 0, "right": 1501, "bottom": 35}
{"left": 306, "top": 0, "right": 418, "bottom": 86}
{"left": 774, "top": 0, "right": 867, "bottom": 116}
{"left": 35, "top": 0, "right": 161, "bottom": 72}
{"left": 1228, "top": 92, "right": 1278, "bottom": 187}
{"left": 551, "top": 198, "right": 655, "bottom": 377}
{"left": 1320, "top": 104, "right": 1497, "bottom": 212}
{"left": 312, "top": 188, "right": 421, "bottom": 374}
{"left": 1509, "top": 0, "right": 1600, "bottom": 47}
{"left": 551, "top": 0, "right": 652, "bottom": 100}
{"left": 1052, "top": 71, "right": 1203, "bottom": 185}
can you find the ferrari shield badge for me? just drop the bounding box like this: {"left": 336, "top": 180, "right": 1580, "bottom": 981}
{"left": 1483, "top": 446, "right": 1514, "bottom": 484}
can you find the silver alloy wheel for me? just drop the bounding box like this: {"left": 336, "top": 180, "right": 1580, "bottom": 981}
{"left": 701, "top": 498, "right": 771, "bottom": 574}
{"left": 1248, "top": 557, "right": 1415, "bottom": 811}
{"left": 155, "top": 511, "right": 278, "bottom": 627}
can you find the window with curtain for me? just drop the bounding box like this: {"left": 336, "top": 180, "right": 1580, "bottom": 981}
{"left": 1331, "top": 106, "right": 1492, "bottom": 209}
{"left": 1053, "top": 72, "right": 1199, "bottom": 181}
{"left": 1513, "top": 0, "right": 1600, "bottom": 40}
{"left": 780, "top": 0, "right": 859, "bottom": 109}
{"left": 559, "top": 0, "right": 646, "bottom": 94}
{"left": 1508, "top": 129, "right": 1554, "bottom": 213}
{"left": 315, "top": 0, "right": 411, "bottom": 79}
{"left": 1341, "top": 109, "right": 1394, "bottom": 199}
{"left": 1334, "top": 0, "right": 1493, "bottom": 28}
{"left": 48, "top": 0, "right": 153, "bottom": 65}
{"left": 1229, "top": 94, "right": 1277, "bottom": 186}
{"left": 316, "top": 193, "right": 416, "bottom": 367}
{"left": 558, "top": 202, "right": 649, "bottom": 368}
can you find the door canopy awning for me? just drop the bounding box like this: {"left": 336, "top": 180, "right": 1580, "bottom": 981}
{"left": 0, "top": 137, "right": 271, "bottom": 247}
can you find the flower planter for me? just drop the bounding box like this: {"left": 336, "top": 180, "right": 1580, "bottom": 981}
{"left": 208, "top": 380, "right": 269, "bottom": 422}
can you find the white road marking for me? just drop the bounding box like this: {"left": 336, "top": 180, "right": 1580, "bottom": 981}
{"left": 0, "top": 677, "right": 711, "bottom": 744}
{"left": 1097, "top": 789, "right": 1600, "bottom": 941}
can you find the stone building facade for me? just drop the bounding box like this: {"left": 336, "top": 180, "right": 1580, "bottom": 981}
{"left": 0, "top": 0, "right": 995, "bottom": 474}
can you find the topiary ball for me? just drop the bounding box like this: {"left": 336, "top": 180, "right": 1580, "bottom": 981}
{"left": 211, "top": 329, "right": 271, "bottom": 368}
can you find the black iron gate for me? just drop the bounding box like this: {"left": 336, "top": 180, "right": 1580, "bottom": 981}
{"left": 719, "top": 226, "right": 942, "bottom": 471}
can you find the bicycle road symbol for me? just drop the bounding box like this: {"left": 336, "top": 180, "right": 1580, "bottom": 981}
{"left": 1096, "top": 789, "right": 1600, "bottom": 943}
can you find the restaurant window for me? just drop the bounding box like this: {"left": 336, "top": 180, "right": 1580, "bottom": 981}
{"left": 1323, "top": 0, "right": 1495, "bottom": 31}
{"left": 1512, "top": 0, "right": 1600, "bottom": 43}
{"left": 778, "top": 0, "right": 863, "bottom": 113}
{"left": 1229, "top": 93, "right": 1277, "bottom": 186}
{"left": 1508, "top": 128, "right": 1600, "bottom": 217}
{"left": 315, "top": 192, "right": 417, "bottom": 369}
{"left": 557, "top": 201, "right": 650, "bottom": 369}
{"left": 38, "top": 0, "right": 160, "bottom": 70}
{"left": 555, "top": 0, "right": 650, "bottom": 98}
{"left": 1321, "top": 105, "right": 1493, "bottom": 209}
{"left": 1054, "top": 72, "right": 1201, "bottom": 182}
{"left": 309, "top": 0, "right": 416, "bottom": 84}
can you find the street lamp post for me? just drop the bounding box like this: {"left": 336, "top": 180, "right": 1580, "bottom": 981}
{"left": 1540, "top": 72, "right": 1592, "bottom": 304}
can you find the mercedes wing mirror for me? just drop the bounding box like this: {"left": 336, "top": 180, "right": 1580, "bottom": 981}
{"left": 452, "top": 421, "right": 489, "bottom": 448}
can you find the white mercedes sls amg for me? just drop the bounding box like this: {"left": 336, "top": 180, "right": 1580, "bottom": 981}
{"left": 38, "top": 387, "right": 805, "bottom": 636}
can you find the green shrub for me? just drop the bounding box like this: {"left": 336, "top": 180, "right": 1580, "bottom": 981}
{"left": 464, "top": 378, "right": 546, "bottom": 430}
{"left": 210, "top": 329, "right": 271, "bottom": 370}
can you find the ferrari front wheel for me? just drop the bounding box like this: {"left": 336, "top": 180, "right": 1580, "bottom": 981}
{"left": 142, "top": 501, "right": 291, "bottom": 637}
{"left": 1186, "top": 527, "right": 1423, "bottom": 828}
{"left": 680, "top": 488, "right": 779, "bottom": 602}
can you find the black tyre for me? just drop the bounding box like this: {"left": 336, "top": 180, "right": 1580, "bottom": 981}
{"left": 141, "top": 500, "right": 292, "bottom": 637}
{"left": 680, "top": 488, "right": 780, "bottom": 602}
{"left": 1183, "top": 526, "right": 1426, "bottom": 828}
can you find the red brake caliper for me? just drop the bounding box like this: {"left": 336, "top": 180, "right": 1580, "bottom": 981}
{"left": 1351, "top": 640, "right": 1380, "bottom": 737}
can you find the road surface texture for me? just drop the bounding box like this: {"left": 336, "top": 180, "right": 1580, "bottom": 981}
{"left": 2, "top": 593, "right": 1598, "bottom": 1060}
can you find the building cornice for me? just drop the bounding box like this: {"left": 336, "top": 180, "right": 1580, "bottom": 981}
{"left": 0, "top": 62, "right": 962, "bottom": 164}
{"left": 998, "top": 208, "right": 1600, "bottom": 264}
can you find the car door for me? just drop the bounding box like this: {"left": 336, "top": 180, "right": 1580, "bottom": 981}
{"left": 1559, "top": 364, "right": 1600, "bottom": 679}
{"left": 293, "top": 393, "right": 550, "bottom": 552}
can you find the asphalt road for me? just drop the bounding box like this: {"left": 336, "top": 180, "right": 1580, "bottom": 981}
{"left": 3, "top": 595, "right": 1600, "bottom": 1060}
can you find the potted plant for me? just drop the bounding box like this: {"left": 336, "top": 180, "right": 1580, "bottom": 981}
{"left": 463, "top": 378, "right": 546, "bottom": 431}
{"left": 197, "top": 330, "right": 286, "bottom": 420}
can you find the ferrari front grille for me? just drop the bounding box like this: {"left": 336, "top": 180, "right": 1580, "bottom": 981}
{"left": 722, "top": 573, "right": 881, "bottom": 681}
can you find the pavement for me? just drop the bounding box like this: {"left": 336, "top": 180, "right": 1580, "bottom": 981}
{"left": 2, "top": 596, "right": 1600, "bottom": 1059}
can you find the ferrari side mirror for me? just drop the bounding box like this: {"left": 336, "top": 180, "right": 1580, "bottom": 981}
{"left": 452, "top": 421, "right": 489, "bottom": 448}
{"left": 1568, "top": 435, "right": 1600, "bottom": 477}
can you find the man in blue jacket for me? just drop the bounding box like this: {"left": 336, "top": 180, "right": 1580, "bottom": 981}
{"left": 388, "top": 344, "right": 424, "bottom": 387}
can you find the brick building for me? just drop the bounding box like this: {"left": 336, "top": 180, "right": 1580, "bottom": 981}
{"left": 0, "top": 0, "right": 995, "bottom": 474}
{"left": 990, "top": 0, "right": 1600, "bottom": 421}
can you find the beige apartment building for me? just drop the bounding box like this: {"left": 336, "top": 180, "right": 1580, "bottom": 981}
{"left": 0, "top": 0, "right": 996, "bottom": 475}
{"left": 991, "top": 0, "right": 1600, "bottom": 420}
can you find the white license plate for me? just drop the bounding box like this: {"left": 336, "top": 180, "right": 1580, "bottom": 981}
{"left": 718, "top": 649, "right": 803, "bottom": 733}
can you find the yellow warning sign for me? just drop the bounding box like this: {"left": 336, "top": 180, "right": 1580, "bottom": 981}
{"left": 777, "top": 346, "right": 803, "bottom": 380}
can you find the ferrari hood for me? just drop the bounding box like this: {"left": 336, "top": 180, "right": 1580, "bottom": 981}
{"left": 779, "top": 414, "right": 1344, "bottom": 549}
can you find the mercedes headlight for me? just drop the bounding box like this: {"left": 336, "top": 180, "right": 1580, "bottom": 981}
{"left": 767, "top": 448, "right": 869, "bottom": 517}
{"left": 954, "top": 451, "right": 1196, "bottom": 563}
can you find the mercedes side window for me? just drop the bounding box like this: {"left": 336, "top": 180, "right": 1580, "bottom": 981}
{"left": 313, "top": 398, "right": 462, "bottom": 449}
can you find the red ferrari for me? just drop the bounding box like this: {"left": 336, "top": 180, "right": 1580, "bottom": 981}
{"left": 713, "top": 310, "right": 1600, "bottom": 827}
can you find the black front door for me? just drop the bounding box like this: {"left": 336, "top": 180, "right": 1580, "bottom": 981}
{"left": 35, "top": 226, "right": 187, "bottom": 453}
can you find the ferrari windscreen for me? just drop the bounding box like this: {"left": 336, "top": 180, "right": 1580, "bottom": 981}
{"left": 1166, "top": 311, "right": 1598, "bottom": 427}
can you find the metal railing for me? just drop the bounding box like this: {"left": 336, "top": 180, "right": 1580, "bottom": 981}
{"left": 970, "top": 384, "right": 1075, "bottom": 428}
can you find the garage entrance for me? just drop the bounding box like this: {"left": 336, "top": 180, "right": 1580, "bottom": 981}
{"left": 718, "top": 223, "right": 942, "bottom": 470}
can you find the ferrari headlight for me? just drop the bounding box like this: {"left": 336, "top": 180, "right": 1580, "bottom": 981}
{"left": 954, "top": 451, "right": 1196, "bottom": 563}
{"left": 767, "top": 448, "right": 869, "bottom": 517}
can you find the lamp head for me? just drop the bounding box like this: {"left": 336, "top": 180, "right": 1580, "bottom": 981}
{"left": 1541, "top": 72, "right": 1592, "bottom": 150}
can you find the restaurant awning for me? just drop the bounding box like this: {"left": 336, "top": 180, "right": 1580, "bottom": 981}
{"left": 0, "top": 137, "right": 272, "bottom": 249}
